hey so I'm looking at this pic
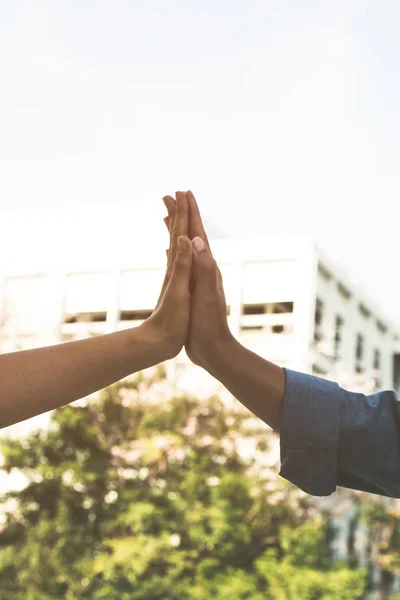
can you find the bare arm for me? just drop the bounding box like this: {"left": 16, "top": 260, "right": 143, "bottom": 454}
{"left": 199, "top": 335, "right": 285, "bottom": 432}
{"left": 0, "top": 324, "right": 163, "bottom": 429}
{"left": 0, "top": 191, "right": 193, "bottom": 430}
{"left": 163, "top": 191, "right": 400, "bottom": 498}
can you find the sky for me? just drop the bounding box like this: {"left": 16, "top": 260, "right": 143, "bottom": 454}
{"left": 1, "top": 1, "right": 400, "bottom": 325}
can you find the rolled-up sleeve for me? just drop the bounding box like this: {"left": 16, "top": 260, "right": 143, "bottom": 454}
{"left": 279, "top": 368, "right": 400, "bottom": 498}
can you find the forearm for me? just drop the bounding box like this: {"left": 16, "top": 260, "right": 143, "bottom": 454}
{"left": 202, "top": 335, "right": 286, "bottom": 432}
{"left": 0, "top": 323, "right": 165, "bottom": 429}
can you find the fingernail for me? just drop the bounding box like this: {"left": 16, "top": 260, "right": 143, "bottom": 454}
{"left": 192, "top": 237, "right": 205, "bottom": 252}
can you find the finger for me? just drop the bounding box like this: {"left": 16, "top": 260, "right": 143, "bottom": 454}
{"left": 162, "top": 195, "right": 176, "bottom": 217}
{"left": 163, "top": 216, "right": 173, "bottom": 270}
{"left": 168, "top": 216, "right": 176, "bottom": 273}
{"left": 155, "top": 248, "right": 172, "bottom": 310}
{"left": 155, "top": 265, "right": 168, "bottom": 311}
{"left": 187, "top": 190, "right": 212, "bottom": 254}
{"left": 163, "top": 236, "right": 193, "bottom": 307}
{"left": 162, "top": 195, "right": 177, "bottom": 271}
{"left": 157, "top": 203, "right": 188, "bottom": 309}
{"left": 191, "top": 237, "right": 227, "bottom": 310}
{"left": 155, "top": 221, "right": 173, "bottom": 310}
{"left": 163, "top": 195, "right": 175, "bottom": 233}
{"left": 156, "top": 196, "right": 181, "bottom": 311}
{"left": 190, "top": 236, "right": 218, "bottom": 293}
{"left": 169, "top": 191, "right": 189, "bottom": 267}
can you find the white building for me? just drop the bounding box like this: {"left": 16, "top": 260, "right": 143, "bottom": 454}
{"left": 1, "top": 233, "right": 398, "bottom": 403}
{"left": 176, "top": 236, "right": 400, "bottom": 394}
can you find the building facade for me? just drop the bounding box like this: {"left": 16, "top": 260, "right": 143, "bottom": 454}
{"left": 1, "top": 235, "right": 398, "bottom": 405}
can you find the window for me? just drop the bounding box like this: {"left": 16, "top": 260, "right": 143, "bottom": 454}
{"left": 314, "top": 298, "right": 323, "bottom": 341}
{"left": 64, "top": 272, "right": 112, "bottom": 314}
{"left": 242, "top": 260, "right": 296, "bottom": 304}
{"left": 63, "top": 312, "right": 107, "bottom": 323}
{"left": 119, "top": 269, "right": 164, "bottom": 311}
{"left": 243, "top": 302, "right": 293, "bottom": 315}
{"left": 240, "top": 325, "right": 264, "bottom": 332}
{"left": 120, "top": 309, "right": 153, "bottom": 321}
{"left": 272, "top": 325, "right": 284, "bottom": 334}
{"left": 315, "top": 298, "right": 323, "bottom": 326}
{"left": 377, "top": 320, "right": 388, "bottom": 335}
{"left": 356, "top": 333, "right": 364, "bottom": 360}
{"left": 359, "top": 303, "right": 371, "bottom": 319}
{"left": 312, "top": 364, "right": 328, "bottom": 377}
{"left": 334, "top": 315, "right": 344, "bottom": 361}
{"left": 318, "top": 263, "right": 332, "bottom": 281}
{"left": 373, "top": 348, "right": 381, "bottom": 389}
{"left": 337, "top": 282, "right": 351, "bottom": 300}
{"left": 242, "top": 304, "right": 266, "bottom": 315}
{"left": 356, "top": 333, "right": 364, "bottom": 362}
{"left": 271, "top": 302, "right": 294, "bottom": 314}
{"left": 373, "top": 348, "right": 381, "bottom": 371}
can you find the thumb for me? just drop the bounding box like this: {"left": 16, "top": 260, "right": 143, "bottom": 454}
{"left": 191, "top": 236, "right": 218, "bottom": 290}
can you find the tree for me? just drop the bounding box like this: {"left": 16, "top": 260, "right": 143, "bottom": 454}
{"left": 358, "top": 496, "right": 400, "bottom": 600}
{"left": 0, "top": 366, "right": 367, "bottom": 599}
{"left": 318, "top": 366, "right": 400, "bottom": 598}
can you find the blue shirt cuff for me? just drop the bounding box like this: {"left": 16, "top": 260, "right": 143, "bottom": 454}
{"left": 279, "top": 368, "right": 343, "bottom": 496}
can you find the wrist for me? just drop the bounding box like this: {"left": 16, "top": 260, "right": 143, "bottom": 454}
{"left": 138, "top": 320, "right": 182, "bottom": 364}
{"left": 195, "top": 333, "right": 240, "bottom": 376}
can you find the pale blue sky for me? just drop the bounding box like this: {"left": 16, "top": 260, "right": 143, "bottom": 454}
{"left": 1, "top": 1, "right": 400, "bottom": 324}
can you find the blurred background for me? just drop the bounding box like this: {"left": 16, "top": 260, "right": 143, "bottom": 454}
{"left": 0, "top": 1, "right": 399, "bottom": 598}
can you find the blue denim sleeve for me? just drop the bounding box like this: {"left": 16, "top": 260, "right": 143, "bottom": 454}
{"left": 279, "top": 368, "right": 400, "bottom": 498}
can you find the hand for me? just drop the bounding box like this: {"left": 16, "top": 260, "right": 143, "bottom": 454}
{"left": 162, "top": 190, "right": 233, "bottom": 369}
{"left": 145, "top": 192, "right": 192, "bottom": 360}
{"left": 162, "top": 192, "right": 285, "bottom": 433}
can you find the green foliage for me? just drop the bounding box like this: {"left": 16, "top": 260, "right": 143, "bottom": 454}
{"left": 0, "top": 372, "right": 368, "bottom": 599}
{"left": 359, "top": 495, "right": 400, "bottom": 575}
{"left": 255, "top": 548, "right": 367, "bottom": 600}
